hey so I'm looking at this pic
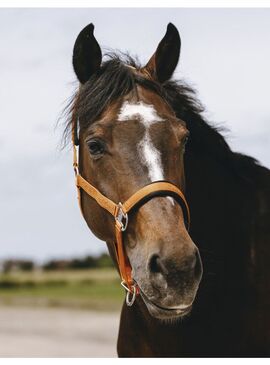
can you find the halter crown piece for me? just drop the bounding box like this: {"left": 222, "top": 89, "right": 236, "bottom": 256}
{"left": 71, "top": 92, "right": 191, "bottom": 307}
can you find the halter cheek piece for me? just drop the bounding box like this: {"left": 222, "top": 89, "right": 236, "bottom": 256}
{"left": 72, "top": 102, "right": 190, "bottom": 307}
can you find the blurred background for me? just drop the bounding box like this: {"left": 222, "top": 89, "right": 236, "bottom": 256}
{"left": 0, "top": 7, "right": 269, "bottom": 357}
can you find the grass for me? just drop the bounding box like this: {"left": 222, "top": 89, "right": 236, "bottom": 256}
{"left": 0, "top": 268, "right": 124, "bottom": 311}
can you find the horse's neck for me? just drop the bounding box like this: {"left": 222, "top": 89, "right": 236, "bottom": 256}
{"left": 186, "top": 147, "right": 270, "bottom": 309}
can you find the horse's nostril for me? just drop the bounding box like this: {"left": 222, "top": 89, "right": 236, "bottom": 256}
{"left": 148, "top": 249, "right": 202, "bottom": 280}
{"left": 149, "top": 254, "right": 168, "bottom": 275}
{"left": 149, "top": 254, "right": 161, "bottom": 274}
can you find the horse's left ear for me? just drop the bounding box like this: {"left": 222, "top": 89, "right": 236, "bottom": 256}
{"left": 72, "top": 23, "right": 102, "bottom": 84}
{"left": 143, "top": 23, "right": 181, "bottom": 83}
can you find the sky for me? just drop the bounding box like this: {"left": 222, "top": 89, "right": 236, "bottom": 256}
{"left": 0, "top": 8, "right": 269, "bottom": 262}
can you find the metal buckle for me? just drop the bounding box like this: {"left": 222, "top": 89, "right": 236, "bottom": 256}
{"left": 121, "top": 281, "right": 137, "bottom": 307}
{"left": 115, "top": 203, "right": 128, "bottom": 232}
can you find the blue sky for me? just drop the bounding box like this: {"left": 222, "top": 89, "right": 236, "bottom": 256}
{"left": 0, "top": 8, "right": 269, "bottom": 262}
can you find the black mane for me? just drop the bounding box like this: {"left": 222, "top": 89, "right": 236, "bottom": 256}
{"left": 64, "top": 52, "right": 261, "bottom": 184}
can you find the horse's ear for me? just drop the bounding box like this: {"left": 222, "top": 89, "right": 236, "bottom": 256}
{"left": 72, "top": 23, "right": 102, "bottom": 84}
{"left": 143, "top": 23, "right": 181, "bottom": 83}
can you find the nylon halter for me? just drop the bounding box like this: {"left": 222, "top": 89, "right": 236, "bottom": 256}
{"left": 71, "top": 94, "right": 191, "bottom": 307}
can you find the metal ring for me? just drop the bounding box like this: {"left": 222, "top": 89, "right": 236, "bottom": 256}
{"left": 121, "top": 281, "right": 137, "bottom": 307}
{"left": 126, "top": 286, "right": 137, "bottom": 307}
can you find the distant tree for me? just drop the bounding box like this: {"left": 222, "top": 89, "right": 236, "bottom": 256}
{"left": 43, "top": 260, "right": 69, "bottom": 271}
{"left": 96, "top": 253, "right": 114, "bottom": 268}
{"left": 2, "top": 259, "right": 34, "bottom": 272}
{"left": 42, "top": 253, "right": 115, "bottom": 271}
{"left": 20, "top": 260, "right": 34, "bottom": 271}
{"left": 70, "top": 256, "right": 98, "bottom": 269}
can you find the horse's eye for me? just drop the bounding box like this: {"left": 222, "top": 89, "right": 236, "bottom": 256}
{"left": 87, "top": 139, "right": 105, "bottom": 157}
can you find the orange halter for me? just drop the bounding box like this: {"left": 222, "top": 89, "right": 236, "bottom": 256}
{"left": 71, "top": 99, "right": 190, "bottom": 306}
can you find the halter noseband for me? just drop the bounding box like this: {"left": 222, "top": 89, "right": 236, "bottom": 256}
{"left": 71, "top": 95, "right": 190, "bottom": 307}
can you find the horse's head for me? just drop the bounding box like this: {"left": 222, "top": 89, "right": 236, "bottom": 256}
{"left": 71, "top": 23, "right": 202, "bottom": 320}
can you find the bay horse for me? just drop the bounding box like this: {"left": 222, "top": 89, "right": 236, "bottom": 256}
{"left": 65, "top": 23, "right": 270, "bottom": 356}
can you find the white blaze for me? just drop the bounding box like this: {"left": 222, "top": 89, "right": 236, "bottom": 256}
{"left": 139, "top": 133, "right": 164, "bottom": 181}
{"left": 118, "top": 101, "right": 163, "bottom": 127}
{"left": 118, "top": 101, "right": 164, "bottom": 181}
{"left": 118, "top": 101, "right": 174, "bottom": 205}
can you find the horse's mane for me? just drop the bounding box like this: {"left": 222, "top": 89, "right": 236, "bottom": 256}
{"left": 63, "top": 52, "right": 261, "bottom": 185}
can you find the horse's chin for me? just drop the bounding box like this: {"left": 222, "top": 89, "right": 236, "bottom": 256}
{"left": 140, "top": 289, "right": 193, "bottom": 320}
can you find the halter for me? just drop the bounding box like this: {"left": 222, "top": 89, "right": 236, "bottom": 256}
{"left": 71, "top": 94, "right": 191, "bottom": 307}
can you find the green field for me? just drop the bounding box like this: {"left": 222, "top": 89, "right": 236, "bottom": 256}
{"left": 0, "top": 268, "right": 124, "bottom": 311}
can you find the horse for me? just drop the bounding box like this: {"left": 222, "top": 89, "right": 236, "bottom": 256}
{"left": 64, "top": 23, "right": 270, "bottom": 357}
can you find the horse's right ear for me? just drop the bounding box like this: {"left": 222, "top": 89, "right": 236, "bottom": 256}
{"left": 72, "top": 23, "right": 102, "bottom": 84}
